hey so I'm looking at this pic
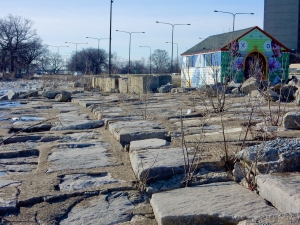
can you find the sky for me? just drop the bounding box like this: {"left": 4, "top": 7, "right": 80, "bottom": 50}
{"left": 1, "top": 0, "right": 264, "bottom": 62}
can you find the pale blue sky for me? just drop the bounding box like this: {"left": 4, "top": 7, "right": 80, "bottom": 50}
{"left": 1, "top": 0, "right": 264, "bottom": 61}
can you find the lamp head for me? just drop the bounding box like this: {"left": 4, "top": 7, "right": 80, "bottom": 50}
{"left": 214, "top": 10, "right": 218, "bottom": 12}
{"left": 156, "top": 21, "right": 159, "bottom": 23}
{"left": 250, "top": 13, "right": 254, "bottom": 15}
{"left": 187, "top": 24, "right": 191, "bottom": 25}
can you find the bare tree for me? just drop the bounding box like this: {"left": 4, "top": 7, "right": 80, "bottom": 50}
{"left": 66, "top": 48, "right": 107, "bottom": 74}
{"left": 0, "top": 14, "right": 42, "bottom": 74}
{"left": 151, "top": 49, "right": 170, "bottom": 74}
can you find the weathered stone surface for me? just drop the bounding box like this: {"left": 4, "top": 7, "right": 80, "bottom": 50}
{"left": 238, "top": 213, "right": 300, "bottom": 225}
{"left": 250, "top": 90, "right": 262, "bottom": 98}
{"left": 130, "top": 148, "right": 188, "bottom": 183}
{"left": 47, "top": 141, "right": 116, "bottom": 173}
{"left": 51, "top": 120, "right": 104, "bottom": 131}
{"left": 256, "top": 173, "right": 300, "bottom": 213}
{"left": 109, "top": 120, "right": 168, "bottom": 145}
{"left": 263, "top": 89, "right": 280, "bottom": 101}
{"left": 158, "top": 83, "right": 176, "bottom": 93}
{"left": 130, "top": 139, "right": 169, "bottom": 152}
{"left": 42, "top": 90, "right": 60, "bottom": 99}
{"left": 0, "top": 95, "right": 8, "bottom": 100}
{"left": 3, "top": 135, "right": 42, "bottom": 144}
{"left": 11, "top": 121, "right": 51, "bottom": 132}
{"left": 59, "top": 172, "right": 121, "bottom": 191}
{"left": 55, "top": 90, "right": 72, "bottom": 102}
{"left": 280, "top": 85, "right": 298, "bottom": 101}
{"left": 60, "top": 192, "right": 134, "bottom": 225}
{"left": 52, "top": 103, "right": 79, "bottom": 112}
{"left": 241, "top": 77, "right": 259, "bottom": 94}
{"left": 236, "top": 139, "right": 300, "bottom": 174}
{"left": 0, "top": 179, "right": 22, "bottom": 213}
{"left": 6, "top": 90, "right": 18, "bottom": 100}
{"left": 283, "top": 112, "right": 300, "bottom": 129}
{"left": 150, "top": 182, "right": 280, "bottom": 225}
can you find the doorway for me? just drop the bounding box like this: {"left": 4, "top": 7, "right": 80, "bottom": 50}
{"left": 243, "top": 52, "right": 267, "bottom": 81}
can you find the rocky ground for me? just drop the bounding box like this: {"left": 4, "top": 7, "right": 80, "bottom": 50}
{"left": 0, "top": 77, "right": 300, "bottom": 224}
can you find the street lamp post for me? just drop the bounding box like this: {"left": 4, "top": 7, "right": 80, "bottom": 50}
{"left": 214, "top": 10, "right": 254, "bottom": 31}
{"left": 109, "top": 0, "right": 114, "bottom": 76}
{"left": 65, "top": 42, "right": 88, "bottom": 72}
{"left": 166, "top": 42, "right": 178, "bottom": 73}
{"left": 86, "top": 37, "right": 109, "bottom": 74}
{"left": 45, "top": 45, "right": 69, "bottom": 54}
{"left": 140, "top": 46, "right": 151, "bottom": 74}
{"left": 116, "top": 30, "right": 145, "bottom": 74}
{"left": 156, "top": 21, "right": 190, "bottom": 73}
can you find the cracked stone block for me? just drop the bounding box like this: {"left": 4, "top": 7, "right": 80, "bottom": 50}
{"left": 129, "top": 139, "right": 169, "bottom": 152}
{"left": 109, "top": 120, "right": 168, "bottom": 145}
{"left": 130, "top": 148, "right": 186, "bottom": 183}
{"left": 59, "top": 173, "right": 122, "bottom": 191}
{"left": 150, "top": 182, "right": 280, "bottom": 225}
{"left": 0, "top": 179, "right": 21, "bottom": 213}
{"left": 47, "top": 141, "right": 117, "bottom": 173}
{"left": 256, "top": 173, "right": 300, "bottom": 213}
{"left": 60, "top": 192, "right": 134, "bottom": 225}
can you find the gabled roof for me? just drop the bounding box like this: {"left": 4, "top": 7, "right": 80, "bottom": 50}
{"left": 181, "top": 27, "right": 255, "bottom": 56}
{"left": 181, "top": 26, "right": 290, "bottom": 56}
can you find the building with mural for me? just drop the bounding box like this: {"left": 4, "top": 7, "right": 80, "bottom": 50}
{"left": 180, "top": 26, "right": 290, "bottom": 87}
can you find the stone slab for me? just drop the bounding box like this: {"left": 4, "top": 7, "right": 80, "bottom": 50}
{"left": 150, "top": 182, "right": 280, "bottom": 225}
{"left": 130, "top": 139, "right": 169, "bottom": 152}
{"left": 51, "top": 120, "right": 104, "bottom": 131}
{"left": 109, "top": 120, "right": 168, "bottom": 145}
{"left": 60, "top": 192, "right": 134, "bottom": 225}
{"left": 47, "top": 141, "right": 117, "bottom": 173}
{"left": 59, "top": 172, "right": 121, "bottom": 191}
{"left": 0, "top": 179, "right": 21, "bottom": 213}
{"left": 130, "top": 148, "right": 186, "bottom": 183}
{"left": 256, "top": 173, "right": 300, "bottom": 213}
{"left": 52, "top": 103, "right": 79, "bottom": 112}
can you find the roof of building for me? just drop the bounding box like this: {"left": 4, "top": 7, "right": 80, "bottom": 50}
{"left": 181, "top": 27, "right": 255, "bottom": 56}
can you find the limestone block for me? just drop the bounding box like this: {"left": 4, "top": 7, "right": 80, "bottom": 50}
{"left": 256, "top": 173, "right": 300, "bottom": 213}
{"left": 150, "top": 182, "right": 280, "bottom": 225}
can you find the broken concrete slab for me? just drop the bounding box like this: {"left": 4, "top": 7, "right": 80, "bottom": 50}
{"left": 150, "top": 182, "right": 280, "bottom": 225}
{"left": 256, "top": 173, "right": 300, "bottom": 213}
{"left": 236, "top": 139, "right": 300, "bottom": 174}
{"left": 47, "top": 141, "right": 117, "bottom": 173}
{"left": 52, "top": 103, "right": 79, "bottom": 112}
{"left": 60, "top": 192, "right": 134, "bottom": 225}
{"left": 129, "top": 139, "right": 169, "bottom": 152}
{"left": 51, "top": 120, "right": 104, "bottom": 131}
{"left": 2, "top": 135, "right": 42, "bottom": 144}
{"left": 59, "top": 172, "right": 122, "bottom": 191}
{"left": 130, "top": 148, "right": 187, "bottom": 183}
{"left": 0, "top": 179, "right": 21, "bottom": 213}
{"left": 109, "top": 120, "right": 168, "bottom": 145}
{"left": 283, "top": 112, "right": 300, "bottom": 129}
{"left": 238, "top": 213, "right": 300, "bottom": 225}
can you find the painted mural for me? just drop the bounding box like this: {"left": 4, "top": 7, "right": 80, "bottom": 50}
{"left": 181, "top": 27, "right": 290, "bottom": 87}
{"left": 222, "top": 29, "right": 289, "bottom": 83}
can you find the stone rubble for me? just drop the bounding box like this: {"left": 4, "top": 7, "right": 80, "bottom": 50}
{"left": 1, "top": 78, "right": 300, "bottom": 224}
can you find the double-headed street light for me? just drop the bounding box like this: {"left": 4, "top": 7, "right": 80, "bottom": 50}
{"left": 86, "top": 37, "right": 109, "bottom": 74}
{"left": 214, "top": 10, "right": 254, "bottom": 31}
{"left": 116, "top": 30, "right": 145, "bottom": 74}
{"left": 65, "top": 42, "right": 88, "bottom": 72}
{"left": 156, "top": 21, "right": 190, "bottom": 73}
{"left": 166, "top": 42, "right": 178, "bottom": 73}
{"left": 140, "top": 46, "right": 151, "bottom": 74}
{"left": 45, "top": 45, "right": 69, "bottom": 54}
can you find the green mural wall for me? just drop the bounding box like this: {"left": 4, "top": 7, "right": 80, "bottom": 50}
{"left": 220, "top": 28, "right": 290, "bottom": 83}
